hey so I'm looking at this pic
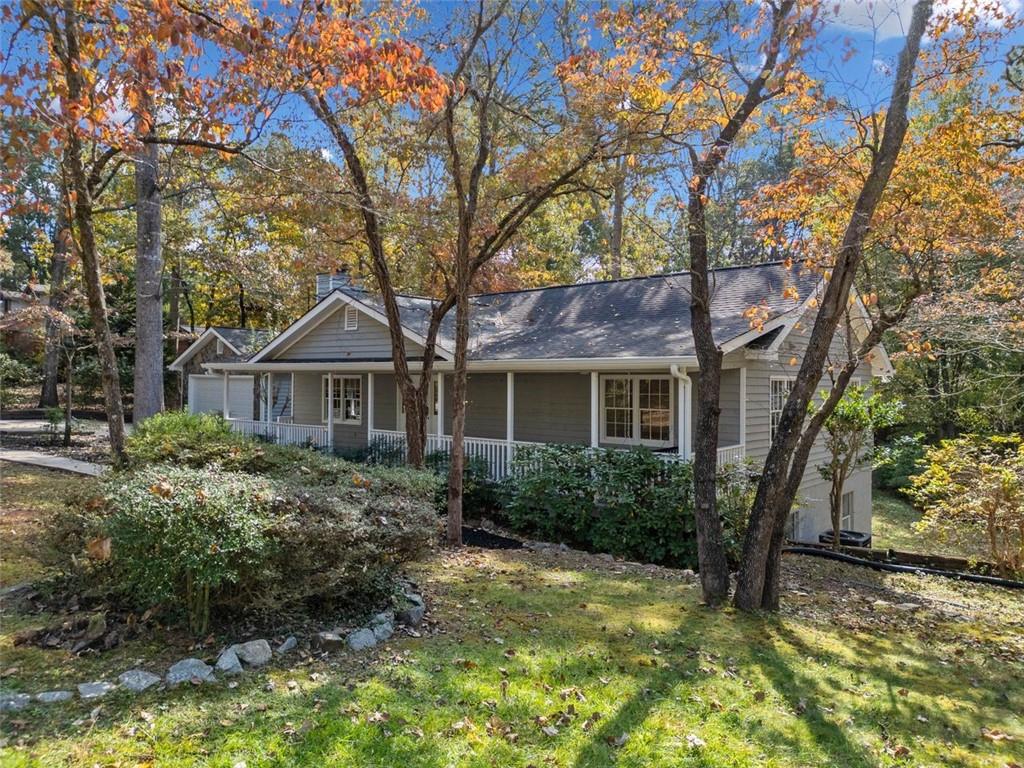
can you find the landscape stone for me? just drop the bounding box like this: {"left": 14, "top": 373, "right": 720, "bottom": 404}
{"left": 396, "top": 595, "right": 426, "bottom": 627}
{"left": 346, "top": 628, "right": 377, "bottom": 651}
{"left": 230, "top": 639, "right": 272, "bottom": 667}
{"left": 0, "top": 693, "right": 32, "bottom": 711}
{"left": 78, "top": 681, "right": 116, "bottom": 700}
{"left": 166, "top": 658, "right": 215, "bottom": 686}
{"left": 313, "top": 631, "right": 346, "bottom": 652}
{"left": 215, "top": 648, "right": 243, "bottom": 676}
{"left": 118, "top": 669, "right": 161, "bottom": 692}
{"left": 370, "top": 611, "right": 394, "bottom": 627}
{"left": 276, "top": 636, "right": 297, "bottom": 654}
{"left": 371, "top": 620, "right": 394, "bottom": 642}
{"left": 37, "top": 690, "right": 73, "bottom": 704}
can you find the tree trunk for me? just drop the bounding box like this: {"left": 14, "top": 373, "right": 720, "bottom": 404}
{"left": 733, "top": 0, "right": 931, "bottom": 612}
{"left": 609, "top": 169, "right": 625, "bottom": 279}
{"left": 687, "top": 184, "right": 731, "bottom": 606}
{"left": 446, "top": 282, "right": 470, "bottom": 547}
{"left": 133, "top": 131, "right": 164, "bottom": 424}
{"left": 39, "top": 208, "right": 70, "bottom": 408}
{"left": 63, "top": 349, "right": 73, "bottom": 448}
{"left": 60, "top": 0, "right": 127, "bottom": 461}
{"left": 238, "top": 283, "right": 247, "bottom": 328}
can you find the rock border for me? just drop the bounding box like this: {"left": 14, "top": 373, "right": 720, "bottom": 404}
{"left": 0, "top": 590, "right": 427, "bottom": 709}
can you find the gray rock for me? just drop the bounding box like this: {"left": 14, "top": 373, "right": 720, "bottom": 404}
{"left": 230, "top": 639, "right": 272, "bottom": 667}
{"left": 396, "top": 603, "right": 425, "bottom": 628}
{"left": 166, "top": 658, "right": 215, "bottom": 686}
{"left": 313, "top": 631, "right": 346, "bottom": 652}
{"left": 370, "top": 611, "right": 394, "bottom": 627}
{"left": 215, "top": 648, "right": 243, "bottom": 676}
{"left": 0, "top": 693, "right": 32, "bottom": 711}
{"left": 371, "top": 620, "right": 394, "bottom": 642}
{"left": 78, "top": 681, "right": 116, "bottom": 700}
{"left": 276, "top": 636, "right": 297, "bottom": 655}
{"left": 37, "top": 690, "right": 73, "bottom": 704}
{"left": 346, "top": 628, "right": 377, "bottom": 651}
{"left": 118, "top": 669, "right": 161, "bottom": 692}
{"left": 404, "top": 592, "right": 425, "bottom": 607}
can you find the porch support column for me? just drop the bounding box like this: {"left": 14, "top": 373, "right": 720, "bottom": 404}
{"left": 739, "top": 366, "right": 747, "bottom": 450}
{"left": 683, "top": 377, "right": 692, "bottom": 460}
{"left": 367, "top": 372, "right": 375, "bottom": 436}
{"left": 436, "top": 373, "right": 445, "bottom": 436}
{"left": 590, "top": 371, "right": 599, "bottom": 448}
{"left": 221, "top": 370, "right": 229, "bottom": 419}
{"left": 264, "top": 373, "right": 271, "bottom": 424}
{"left": 506, "top": 372, "right": 515, "bottom": 477}
{"left": 326, "top": 373, "right": 334, "bottom": 453}
{"left": 677, "top": 373, "right": 686, "bottom": 458}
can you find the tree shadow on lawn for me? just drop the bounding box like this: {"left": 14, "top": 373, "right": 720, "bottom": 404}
{"left": 8, "top": 550, "right": 1021, "bottom": 767}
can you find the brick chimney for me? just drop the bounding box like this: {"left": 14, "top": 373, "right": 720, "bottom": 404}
{"left": 315, "top": 268, "right": 362, "bottom": 301}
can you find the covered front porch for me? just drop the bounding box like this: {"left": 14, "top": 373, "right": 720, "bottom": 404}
{"left": 216, "top": 367, "right": 747, "bottom": 480}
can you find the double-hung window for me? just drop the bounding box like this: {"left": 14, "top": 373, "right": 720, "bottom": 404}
{"left": 770, "top": 377, "right": 795, "bottom": 442}
{"left": 322, "top": 375, "right": 362, "bottom": 424}
{"left": 601, "top": 375, "right": 672, "bottom": 448}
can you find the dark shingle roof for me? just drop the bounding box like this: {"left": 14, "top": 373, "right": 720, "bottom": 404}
{"left": 213, "top": 327, "right": 275, "bottom": 357}
{"left": 351, "top": 261, "right": 819, "bottom": 360}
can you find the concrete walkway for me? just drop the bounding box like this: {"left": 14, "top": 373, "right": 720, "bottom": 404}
{"left": 0, "top": 450, "right": 106, "bottom": 477}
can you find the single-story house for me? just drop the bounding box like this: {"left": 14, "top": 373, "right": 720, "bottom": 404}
{"left": 195, "top": 264, "right": 892, "bottom": 542}
{"left": 169, "top": 326, "right": 274, "bottom": 418}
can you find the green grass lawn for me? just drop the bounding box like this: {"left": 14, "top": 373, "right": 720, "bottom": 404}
{"left": 2, "top": 465, "right": 1023, "bottom": 767}
{"left": 871, "top": 491, "right": 989, "bottom": 560}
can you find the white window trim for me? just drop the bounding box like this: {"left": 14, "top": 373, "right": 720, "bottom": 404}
{"left": 322, "top": 374, "right": 362, "bottom": 425}
{"left": 841, "top": 490, "right": 854, "bottom": 530}
{"left": 344, "top": 305, "right": 359, "bottom": 331}
{"left": 599, "top": 375, "right": 674, "bottom": 448}
{"left": 770, "top": 376, "right": 796, "bottom": 443}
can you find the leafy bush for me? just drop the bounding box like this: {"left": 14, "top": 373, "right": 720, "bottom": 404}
{"left": 125, "top": 410, "right": 259, "bottom": 470}
{"left": 102, "top": 465, "right": 274, "bottom": 634}
{"left": 49, "top": 413, "right": 443, "bottom": 632}
{"left": 503, "top": 445, "right": 753, "bottom": 568}
{"left": 0, "top": 351, "right": 37, "bottom": 387}
{"left": 908, "top": 434, "right": 1024, "bottom": 577}
{"left": 874, "top": 433, "right": 927, "bottom": 492}
{"left": 424, "top": 450, "right": 501, "bottom": 516}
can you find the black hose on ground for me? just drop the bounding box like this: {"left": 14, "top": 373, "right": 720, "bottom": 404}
{"left": 783, "top": 546, "right": 1024, "bottom": 590}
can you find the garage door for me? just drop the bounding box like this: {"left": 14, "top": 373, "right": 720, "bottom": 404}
{"left": 188, "top": 375, "right": 254, "bottom": 419}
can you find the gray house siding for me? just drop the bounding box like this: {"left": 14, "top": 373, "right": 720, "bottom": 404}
{"left": 738, "top": 308, "right": 875, "bottom": 540}
{"left": 274, "top": 305, "right": 424, "bottom": 362}
{"left": 513, "top": 373, "right": 590, "bottom": 444}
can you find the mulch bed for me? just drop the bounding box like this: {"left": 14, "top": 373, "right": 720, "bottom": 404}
{"left": 461, "top": 526, "right": 523, "bottom": 550}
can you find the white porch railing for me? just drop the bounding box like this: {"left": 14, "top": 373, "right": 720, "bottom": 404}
{"left": 370, "top": 429, "right": 544, "bottom": 481}
{"left": 369, "top": 428, "right": 746, "bottom": 481}
{"left": 653, "top": 444, "right": 745, "bottom": 467}
{"left": 227, "top": 419, "right": 330, "bottom": 449}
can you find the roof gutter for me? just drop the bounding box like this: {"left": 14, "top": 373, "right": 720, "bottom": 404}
{"left": 205, "top": 356, "right": 701, "bottom": 374}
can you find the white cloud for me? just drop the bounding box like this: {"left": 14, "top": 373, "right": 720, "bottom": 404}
{"left": 826, "top": 0, "right": 1021, "bottom": 40}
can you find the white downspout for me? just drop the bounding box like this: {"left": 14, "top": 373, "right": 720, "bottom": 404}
{"left": 670, "top": 364, "right": 691, "bottom": 460}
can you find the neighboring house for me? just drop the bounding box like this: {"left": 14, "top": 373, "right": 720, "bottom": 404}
{"left": 168, "top": 326, "right": 274, "bottom": 417}
{"left": 0, "top": 283, "right": 48, "bottom": 355}
{"left": 200, "top": 264, "right": 892, "bottom": 541}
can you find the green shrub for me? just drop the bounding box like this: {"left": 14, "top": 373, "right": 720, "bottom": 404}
{"left": 125, "top": 410, "right": 260, "bottom": 470}
{"left": 874, "top": 433, "right": 927, "bottom": 492}
{"left": 49, "top": 416, "right": 443, "bottom": 632}
{"left": 424, "top": 450, "right": 501, "bottom": 516}
{"left": 101, "top": 465, "right": 274, "bottom": 634}
{"left": 504, "top": 445, "right": 753, "bottom": 568}
{"left": 0, "top": 351, "right": 37, "bottom": 387}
